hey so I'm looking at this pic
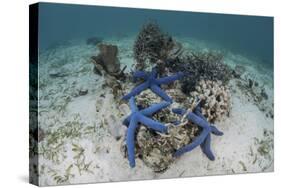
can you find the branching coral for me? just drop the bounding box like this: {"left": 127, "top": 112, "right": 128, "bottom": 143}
{"left": 185, "top": 51, "right": 231, "bottom": 82}
{"left": 133, "top": 22, "right": 175, "bottom": 70}
{"left": 165, "top": 51, "right": 232, "bottom": 95}
{"left": 190, "top": 80, "right": 231, "bottom": 123}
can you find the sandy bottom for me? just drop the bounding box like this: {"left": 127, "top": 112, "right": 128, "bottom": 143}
{"left": 35, "top": 37, "right": 273, "bottom": 186}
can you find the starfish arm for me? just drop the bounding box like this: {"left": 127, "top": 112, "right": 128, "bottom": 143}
{"left": 128, "top": 97, "right": 139, "bottom": 112}
{"left": 133, "top": 71, "right": 147, "bottom": 81}
{"left": 126, "top": 116, "right": 138, "bottom": 168}
{"left": 150, "top": 84, "right": 172, "bottom": 102}
{"left": 187, "top": 112, "right": 209, "bottom": 128}
{"left": 122, "top": 82, "right": 149, "bottom": 100}
{"left": 138, "top": 114, "right": 167, "bottom": 133}
{"left": 140, "top": 101, "right": 171, "bottom": 116}
{"left": 172, "top": 120, "right": 181, "bottom": 125}
{"left": 156, "top": 72, "right": 184, "bottom": 85}
{"left": 122, "top": 115, "right": 131, "bottom": 127}
{"left": 194, "top": 101, "right": 202, "bottom": 112}
{"left": 151, "top": 68, "right": 158, "bottom": 78}
{"left": 194, "top": 106, "right": 206, "bottom": 121}
{"left": 200, "top": 134, "right": 215, "bottom": 160}
{"left": 172, "top": 108, "right": 187, "bottom": 116}
{"left": 174, "top": 128, "right": 209, "bottom": 157}
{"left": 194, "top": 106, "right": 223, "bottom": 136}
{"left": 210, "top": 125, "right": 223, "bottom": 136}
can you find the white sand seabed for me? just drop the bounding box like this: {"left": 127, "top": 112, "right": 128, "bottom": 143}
{"left": 36, "top": 37, "right": 273, "bottom": 186}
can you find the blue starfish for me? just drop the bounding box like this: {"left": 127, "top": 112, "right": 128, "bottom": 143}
{"left": 124, "top": 97, "right": 170, "bottom": 167}
{"left": 122, "top": 68, "right": 184, "bottom": 102}
{"left": 172, "top": 104, "right": 223, "bottom": 160}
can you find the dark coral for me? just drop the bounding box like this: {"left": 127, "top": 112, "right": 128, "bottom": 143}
{"left": 165, "top": 51, "right": 232, "bottom": 95}
{"left": 133, "top": 22, "right": 175, "bottom": 70}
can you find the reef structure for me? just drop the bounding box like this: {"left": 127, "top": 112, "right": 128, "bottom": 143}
{"left": 190, "top": 79, "right": 231, "bottom": 123}
{"left": 123, "top": 97, "right": 170, "bottom": 167}
{"left": 133, "top": 22, "right": 175, "bottom": 70}
{"left": 172, "top": 102, "right": 223, "bottom": 160}
{"left": 121, "top": 66, "right": 225, "bottom": 168}
{"left": 122, "top": 68, "right": 184, "bottom": 102}
{"left": 120, "top": 24, "right": 229, "bottom": 169}
{"left": 165, "top": 51, "right": 232, "bottom": 95}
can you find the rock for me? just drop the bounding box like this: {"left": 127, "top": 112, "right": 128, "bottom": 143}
{"left": 269, "top": 110, "right": 274, "bottom": 119}
{"left": 49, "top": 69, "right": 68, "bottom": 78}
{"left": 233, "top": 65, "right": 246, "bottom": 78}
{"left": 261, "top": 88, "right": 268, "bottom": 100}
{"left": 91, "top": 43, "right": 120, "bottom": 74}
{"left": 249, "top": 79, "right": 253, "bottom": 88}
{"left": 93, "top": 65, "right": 103, "bottom": 76}
{"left": 118, "top": 103, "right": 130, "bottom": 115}
{"left": 78, "top": 88, "right": 88, "bottom": 96}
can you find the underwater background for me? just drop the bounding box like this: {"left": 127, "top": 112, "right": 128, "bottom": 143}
{"left": 32, "top": 2, "right": 274, "bottom": 186}
{"left": 38, "top": 3, "right": 273, "bottom": 68}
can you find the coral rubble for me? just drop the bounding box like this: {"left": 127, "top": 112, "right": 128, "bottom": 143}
{"left": 122, "top": 68, "right": 184, "bottom": 102}
{"left": 172, "top": 103, "right": 223, "bottom": 160}
{"left": 123, "top": 97, "right": 170, "bottom": 167}
{"left": 235, "top": 75, "right": 273, "bottom": 119}
{"left": 232, "top": 64, "right": 246, "bottom": 78}
{"left": 135, "top": 109, "right": 198, "bottom": 172}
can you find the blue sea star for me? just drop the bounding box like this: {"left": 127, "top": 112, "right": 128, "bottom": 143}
{"left": 172, "top": 104, "right": 223, "bottom": 160}
{"left": 124, "top": 97, "right": 171, "bottom": 167}
{"left": 122, "top": 68, "right": 184, "bottom": 102}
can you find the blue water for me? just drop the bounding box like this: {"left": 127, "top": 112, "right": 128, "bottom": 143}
{"left": 38, "top": 2, "right": 273, "bottom": 68}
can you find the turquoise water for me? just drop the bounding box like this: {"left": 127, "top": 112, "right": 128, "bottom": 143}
{"left": 38, "top": 2, "right": 273, "bottom": 68}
